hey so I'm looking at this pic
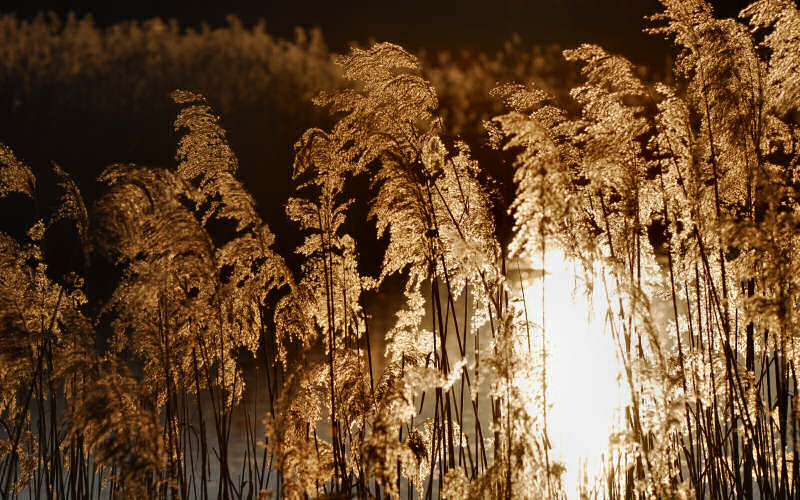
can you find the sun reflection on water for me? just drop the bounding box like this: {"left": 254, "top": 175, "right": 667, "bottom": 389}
{"left": 519, "top": 249, "right": 628, "bottom": 498}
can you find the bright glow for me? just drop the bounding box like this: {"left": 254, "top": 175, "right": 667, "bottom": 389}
{"left": 518, "top": 249, "right": 628, "bottom": 498}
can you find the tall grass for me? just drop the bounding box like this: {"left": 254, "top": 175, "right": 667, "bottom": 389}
{"left": 1, "top": 0, "right": 800, "bottom": 498}
{"left": 492, "top": 0, "right": 800, "bottom": 497}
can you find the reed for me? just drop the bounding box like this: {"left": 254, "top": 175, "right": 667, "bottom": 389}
{"left": 1, "top": 1, "right": 800, "bottom": 498}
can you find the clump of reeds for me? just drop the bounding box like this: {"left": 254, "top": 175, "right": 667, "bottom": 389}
{"left": 1, "top": 1, "right": 799, "bottom": 499}
{"left": 491, "top": 0, "right": 800, "bottom": 497}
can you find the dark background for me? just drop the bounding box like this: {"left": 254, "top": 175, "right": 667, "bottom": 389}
{"left": 1, "top": 0, "right": 756, "bottom": 65}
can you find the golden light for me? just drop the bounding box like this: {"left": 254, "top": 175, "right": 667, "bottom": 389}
{"left": 518, "top": 249, "right": 628, "bottom": 498}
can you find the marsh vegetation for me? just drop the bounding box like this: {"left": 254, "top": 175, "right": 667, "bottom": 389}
{"left": 2, "top": 1, "right": 800, "bottom": 498}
